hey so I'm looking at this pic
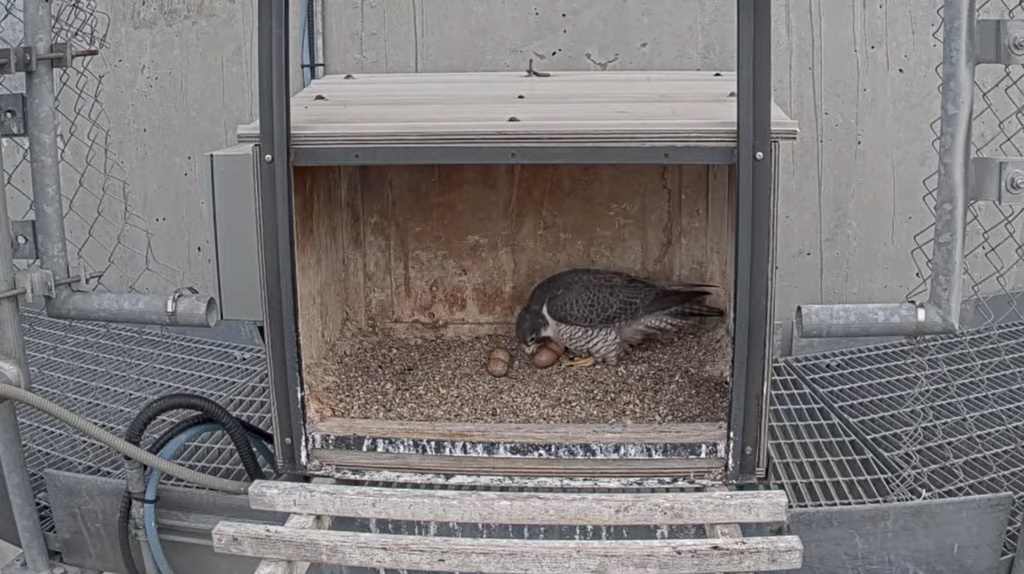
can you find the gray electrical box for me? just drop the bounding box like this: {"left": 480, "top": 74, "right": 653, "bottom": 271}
{"left": 208, "top": 144, "right": 263, "bottom": 323}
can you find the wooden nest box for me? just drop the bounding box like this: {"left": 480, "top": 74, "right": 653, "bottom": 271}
{"left": 237, "top": 70, "right": 798, "bottom": 486}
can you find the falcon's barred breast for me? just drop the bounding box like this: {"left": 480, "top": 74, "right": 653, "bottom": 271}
{"left": 514, "top": 268, "right": 725, "bottom": 366}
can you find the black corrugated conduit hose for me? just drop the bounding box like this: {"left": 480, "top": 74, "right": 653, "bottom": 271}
{"left": 116, "top": 393, "right": 274, "bottom": 574}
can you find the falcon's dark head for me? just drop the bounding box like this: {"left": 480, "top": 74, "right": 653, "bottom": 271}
{"left": 515, "top": 305, "right": 549, "bottom": 355}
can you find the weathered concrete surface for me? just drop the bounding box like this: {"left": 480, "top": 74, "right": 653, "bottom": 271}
{"left": 0, "top": 0, "right": 304, "bottom": 296}
{"left": 87, "top": 0, "right": 304, "bottom": 294}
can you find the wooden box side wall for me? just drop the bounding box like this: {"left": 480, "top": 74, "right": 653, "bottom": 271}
{"left": 292, "top": 164, "right": 735, "bottom": 366}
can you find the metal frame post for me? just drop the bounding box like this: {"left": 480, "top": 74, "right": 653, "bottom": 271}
{"left": 23, "top": 0, "right": 67, "bottom": 289}
{"left": 729, "top": 0, "right": 773, "bottom": 483}
{"left": 795, "top": 0, "right": 976, "bottom": 339}
{"left": 257, "top": 0, "right": 304, "bottom": 472}
{"left": 0, "top": 129, "right": 50, "bottom": 572}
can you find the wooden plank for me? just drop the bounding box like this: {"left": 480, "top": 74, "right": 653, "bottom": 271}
{"left": 253, "top": 478, "right": 336, "bottom": 574}
{"left": 273, "top": 133, "right": 795, "bottom": 145}
{"left": 705, "top": 165, "right": 735, "bottom": 314}
{"left": 703, "top": 486, "right": 746, "bottom": 574}
{"left": 704, "top": 486, "right": 745, "bottom": 540}
{"left": 508, "top": 165, "right": 704, "bottom": 307}
{"left": 706, "top": 522, "right": 744, "bottom": 540}
{"left": 257, "top": 102, "right": 793, "bottom": 126}
{"left": 253, "top": 514, "right": 332, "bottom": 574}
{"left": 292, "top": 166, "right": 353, "bottom": 364}
{"left": 312, "top": 418, "right": 726, "bottom": 444}
{"left": 358, "top": 166, "right": 394, "bottom": 327}
{"left": 246, "top": 480, "right": 788, "bottom": 525}
{"left": 386, "top": 164, "right": 516, "bottom": 324}
{"left": 235, "top": 71, "right": 799, "bottom": 147}
{"left": 212, "top": 522, "right": 804, "bottom": 574}
{"left": 240, "top": 122, "right": 799, "bottom": 143}
{"left": 309, "top": 449, "right": 725, "bottom": 478}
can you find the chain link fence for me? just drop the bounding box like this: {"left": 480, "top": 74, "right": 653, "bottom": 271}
{"left": 2, "top": 0, "right": 186, "bottom": 293}
{"left": 909, "top": 0, "right": 1024, "bottom": 318}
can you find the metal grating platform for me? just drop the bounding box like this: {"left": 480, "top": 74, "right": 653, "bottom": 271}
{"left": 770, "top": 320, "right": 1024, "bottom": 564}
{"left": 13, "top": 309, "right": 271, "bottom": 534}
{"left": 768, "top": 363, "right": 918, "bottom": 507}
{"left": 13, "top": 302, "right": 1024, "bottom": 565}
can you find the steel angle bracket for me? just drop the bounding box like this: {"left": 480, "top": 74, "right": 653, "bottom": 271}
{"left": 13, "top": 269, "right": 54, "bottom": 304}
{"left": 978, "top": 19, "right": 1024, "bottom": 64}
{"left": 971, "top": 157, "right": 1024, "bottom": 204}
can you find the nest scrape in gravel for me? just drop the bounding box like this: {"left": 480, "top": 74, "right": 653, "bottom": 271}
{"left": 305, "top": 322, "right": 731, "bottom": 425}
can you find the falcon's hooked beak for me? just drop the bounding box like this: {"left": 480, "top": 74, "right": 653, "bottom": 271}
{"left": 522, "top": 341, "right": 539, "bottom": 355}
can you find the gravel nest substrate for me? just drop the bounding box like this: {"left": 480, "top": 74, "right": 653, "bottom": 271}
{"left": 305, "top": 321, "right": 731, "bottom": 425}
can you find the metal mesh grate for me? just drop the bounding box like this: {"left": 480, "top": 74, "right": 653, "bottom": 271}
{"left": 768, "top": 364, "right": 920, "bottom": 508}
{"left": 771, "top": 322, "right": 1024, "bottom": 564}
{"left": 14, "top": 308, "right": 270, "bottom": 533}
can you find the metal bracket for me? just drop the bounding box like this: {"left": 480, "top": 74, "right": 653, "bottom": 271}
{"left": 0, "top": 92, "right": 27, "bottom": 137}
{"left": 0, "top": 359, "right": 22, "bottom": 388}
{"left": 13, "top": 269, "right": 54, "bottom": 304}
{"left": 0, "top": 43, "right": 91, "bottom": 75}
{"left": 167, "top": 286, "right": 199, "bottom": 314}
{"left": 9, "top": 219, "right": 35, "bottom": 259}
{"left": 16, "top": 44, "right": 73, "bottom": 72}
{"left": 42, "top": 42, "right": 72, "bottom": 69}
{"left": 971, "top": 157, "right": 1024, "bottom": 204}
{"left": 15, "top": 47, "right": 35, "bottom": 73}
{"left": 0, "top": 48, "right": 14, "bottom": 75}
{"left": 977, "top": 19, "right": 1024, "bottom": 65}
{"left": 68, "top": 262, "right": 99, "bottom": 292}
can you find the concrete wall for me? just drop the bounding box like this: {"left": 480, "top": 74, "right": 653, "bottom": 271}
{"left": 4, "top": 1, "right": 947, "bottom": 331}
{"left": 2, "top": 0, "right": 304, "bottom": 295}
{"left": 84, "top": 0, "right": 305, "bottom": 294}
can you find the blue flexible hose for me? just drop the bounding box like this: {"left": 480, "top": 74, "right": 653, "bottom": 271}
{"left": 143, "top": 423, "right": 274, "bottom": 574}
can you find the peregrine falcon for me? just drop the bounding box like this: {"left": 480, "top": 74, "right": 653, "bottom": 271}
{"left": 514, "top": 268, "right": 724, "bottom": 367}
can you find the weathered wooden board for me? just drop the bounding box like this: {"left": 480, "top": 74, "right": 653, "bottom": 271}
{"left": 311, "top": 418, "right": 726, "bottom": 444}
{"left": 236, "top": 71, "right": 799, "bottom": 148}
{"left": 293, "top": 163, "right": 734, "bottom": 362}
{"left": 705, "top": 485, "right": 745, "bottom": 544}
{"left": 308, "top": 450, "right": 725, "bottom": 478}
{"left": 246, "top": 480, "right": 788, "bottom": 525}
{"left": 292, "top": 166, "right": 355, "bottom": 364}
{"left": 212, "top": 522, "right": 804, "bottom": 574}
{"left": 254, "top": 514, "right": 333, "bottom": 574}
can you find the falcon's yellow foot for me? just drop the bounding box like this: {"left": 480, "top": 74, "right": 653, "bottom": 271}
{"left": 566, "top": 356, "right": 596, "bottom": 368}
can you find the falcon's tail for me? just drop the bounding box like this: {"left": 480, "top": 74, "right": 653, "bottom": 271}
{"left": 648, "top": 287, "right": 725, "bottom": 319}
{"left": 622, "top": 289, "right": 724, "bottom": 345}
